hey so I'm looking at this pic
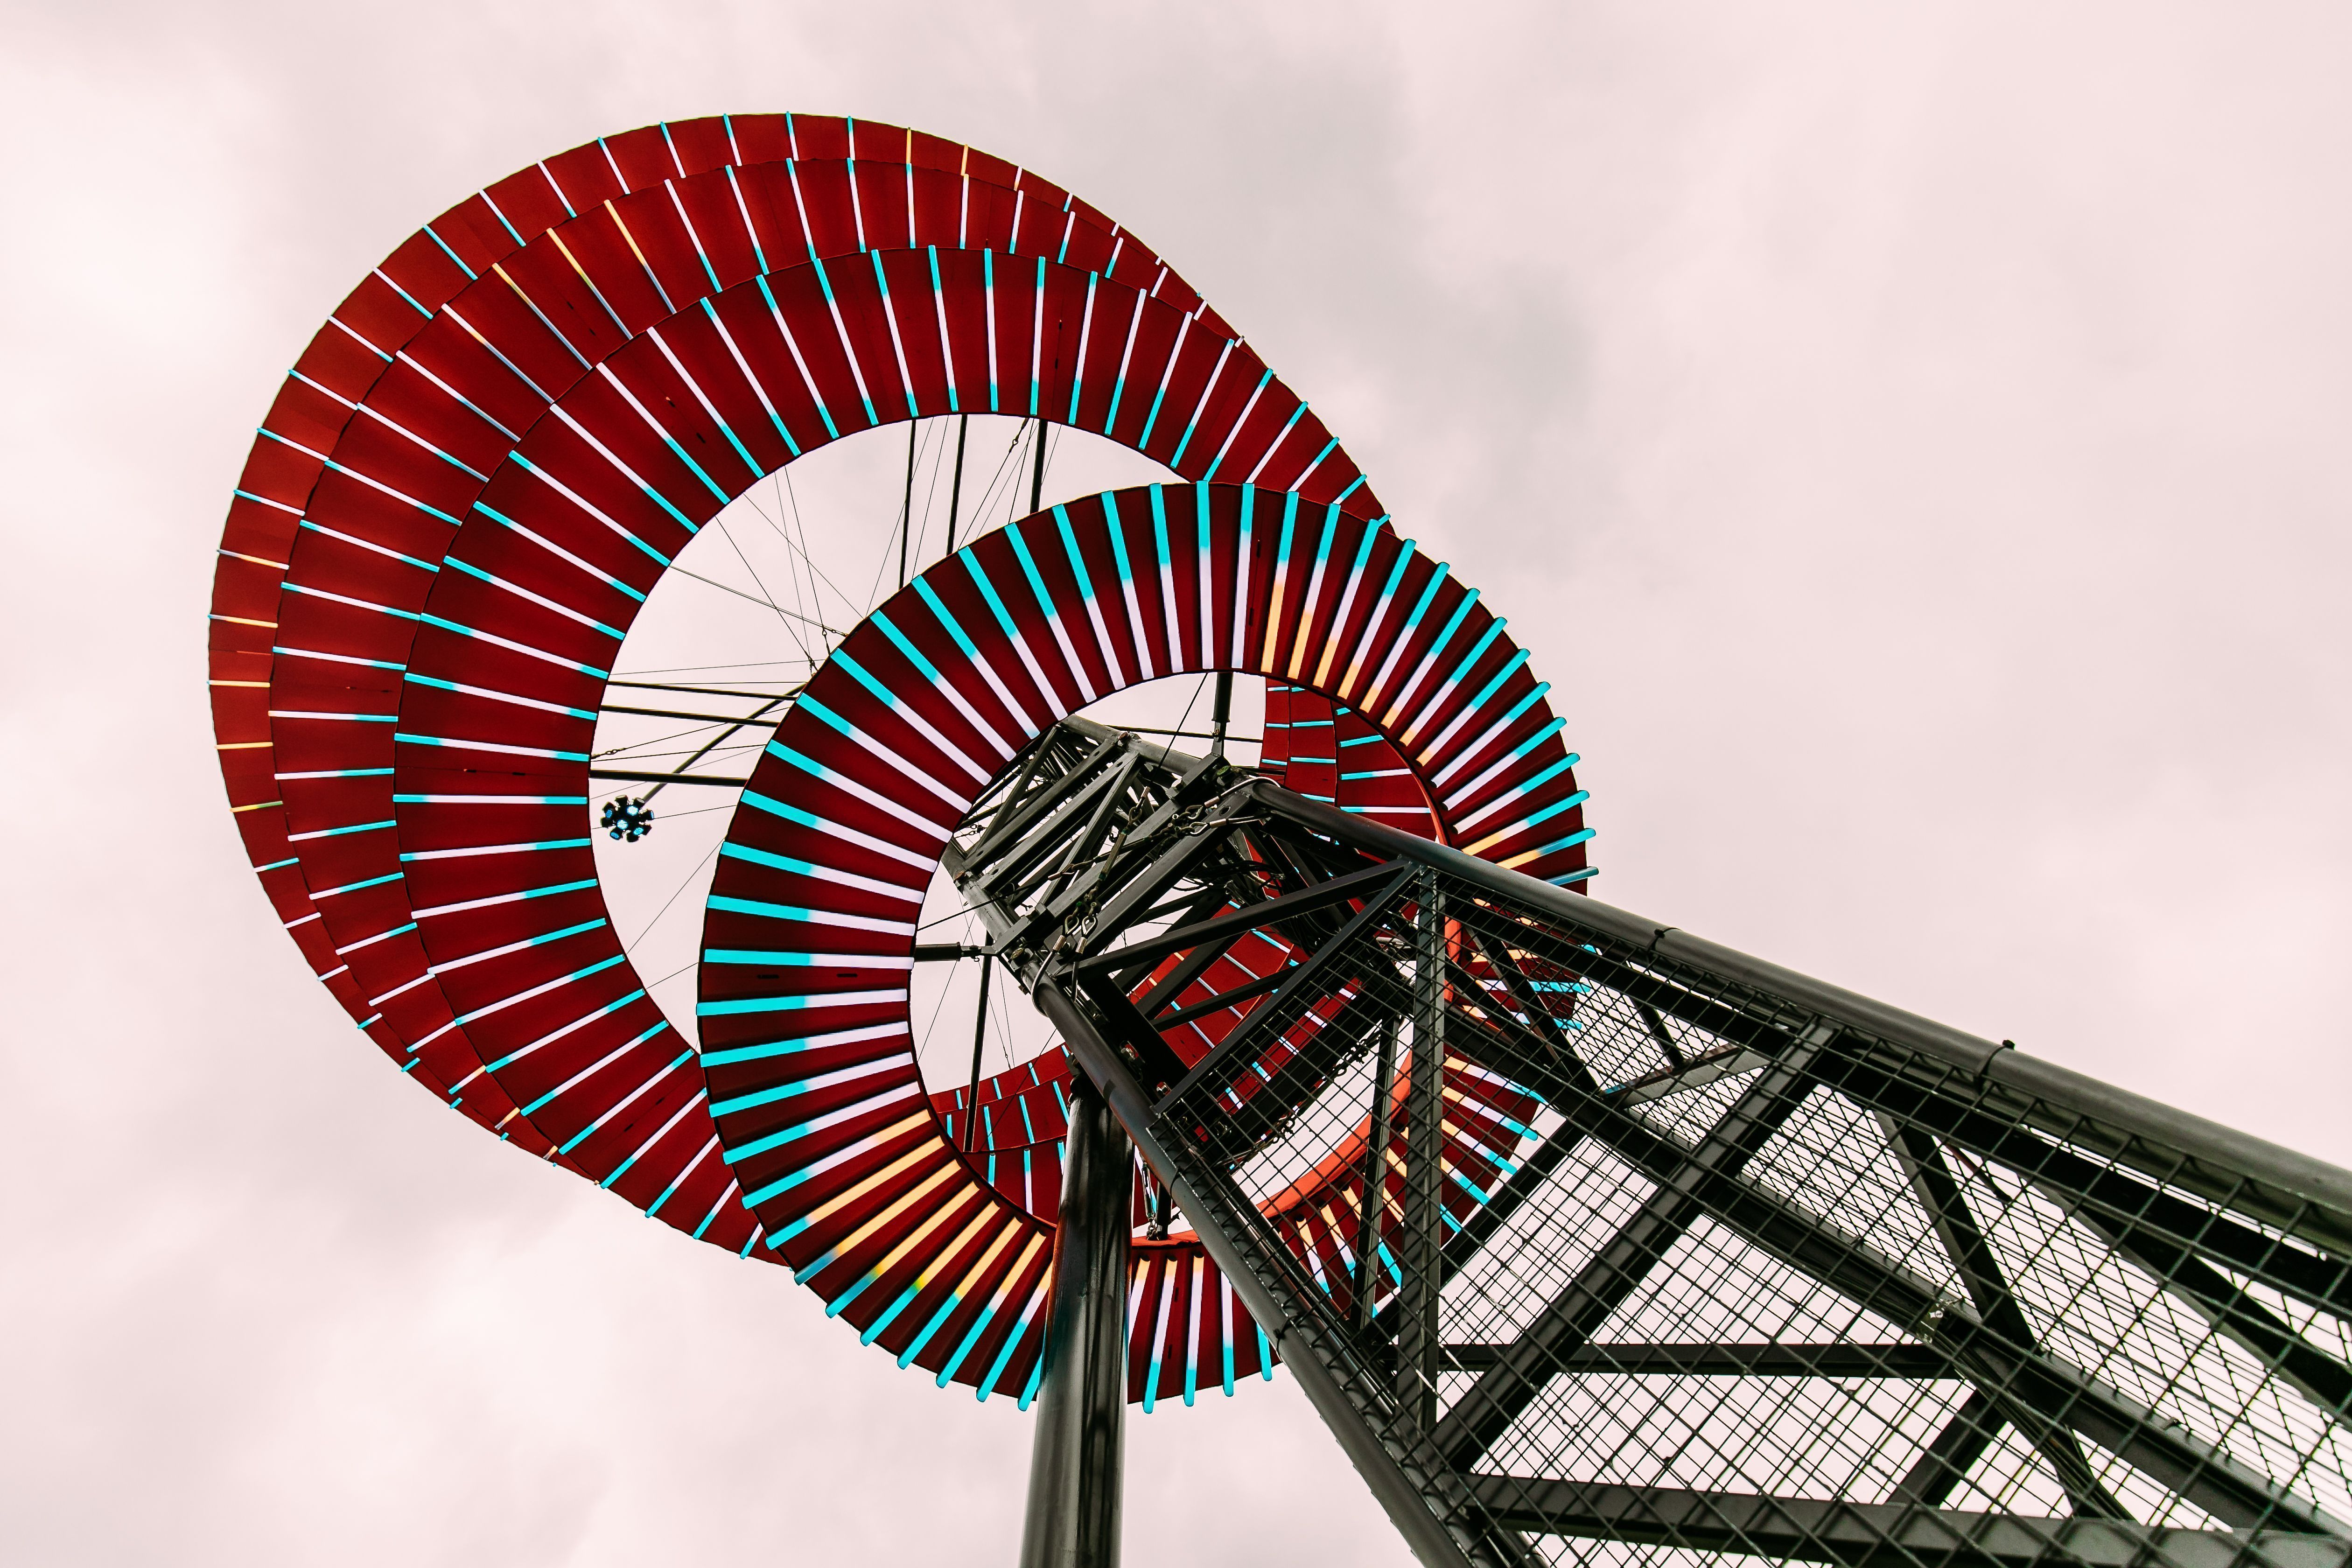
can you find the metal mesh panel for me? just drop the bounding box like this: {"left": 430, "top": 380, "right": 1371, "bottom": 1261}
{"left": 1170, "top": 855, "right": 2352, "bottom": 1565}
{"left": 965, "top": 725, "right": 2352, "bottom": 1568}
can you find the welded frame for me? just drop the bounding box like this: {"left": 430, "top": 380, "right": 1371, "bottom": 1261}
{"left": 957, "top": 719, "right": 2352, "bottom": 1568}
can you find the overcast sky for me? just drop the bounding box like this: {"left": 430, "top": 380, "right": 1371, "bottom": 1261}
{"left": 6, "top": 3, "right": 2349, "bottom": 1564}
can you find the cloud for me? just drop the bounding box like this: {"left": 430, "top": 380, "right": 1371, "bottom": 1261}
{"left": 4, "top": 2, "right": 2346, "bottom": 1561}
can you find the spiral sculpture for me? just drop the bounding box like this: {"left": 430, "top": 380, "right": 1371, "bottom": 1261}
{"left": 206, "top": 114, "right": 1591, "bottom": 1408}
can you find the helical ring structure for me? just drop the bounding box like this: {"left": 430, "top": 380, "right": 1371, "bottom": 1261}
{"left": 207, "top": 115, "right": 1593, "bottom": 1410}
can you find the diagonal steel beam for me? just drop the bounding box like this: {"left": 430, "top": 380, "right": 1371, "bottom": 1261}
{"left": 1441, "top": 1342, "right": 1954, "bottom": 1378}
{"left": 1036, "top": 979, "right": 1502, "bottom": 1568}
{"left": 1040, "top": 751, "right": 1141, "bottom": 896}
{"left": 1883, "top": 1118, "right": 2128, "bottom": 1519}
{"left": 1428, "top": 1037, "right": 1826, "bottom": 1469}
{"left": 974, "top": 763, "right": 1134, "bottom": 910}
{"left": 973, "top": 773, "right": 1129, "bottom": 895}
{"left": 1148, "top": 868, "right": 1417, "bottom": 1115}
{"left": 967, "top": 729, "right": 1120, "bottom": 865}
{"left": 1407, "top": 1001, "right": 2340, "bottom": 1536}
{"left": 1126, "top": 885, "right": 1262, "bottom": 1020}
{"left": 1451, "top": 927, "right": 1597, "bottom": 1093}
{"left": 1243, "top": 780, "right": 2352, "bottom": 1254}
{"left": 1461, "top": 1477, "right": 2352, "bottom": 1568}
{"left": 1456, "top": 909, "right": 2352, "bottom": 1350}
{"left": 1082, "top": 860, "right": 1407, "bottom": 983}
{"left": 1351, "top": 1014, "right": 1403, "bottom": 1331}
{"left": 1398, "top": 869, "right": 1450, "bottom": 1431}
{"left": 2074, "top": 1208, "right": 2352, "bottom": 1428}
{"left": 1070, "top": 822, "right": 1236, "bottom": 960}
{"left": 1635, "top": 1000, "right": 1687, "bottom": 1069}
{"left": 1152, "top": 964, "right": 1295, "bottom": 1029}
{"left": 1804, "top": 1048, "right": 2352, "bottom": 1333}
{"left": 1539, "top": 1074, "right": 2342, "bottom": 1535}
{"left": 1895, "top": 1387, "right": 2007, "bottom": 1508}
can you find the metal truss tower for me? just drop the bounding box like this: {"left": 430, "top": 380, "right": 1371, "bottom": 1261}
{"left": 960, "top": 718, "right": 2352, "bottom": 1568}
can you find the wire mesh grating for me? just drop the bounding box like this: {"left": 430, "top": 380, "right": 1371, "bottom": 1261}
{"left": 962, "top": 726, "right": 2352, "bottom": 1568}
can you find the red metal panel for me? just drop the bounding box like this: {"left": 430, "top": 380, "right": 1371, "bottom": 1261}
{"left": 668, "top": 170, "right": 762, "bottom": 293}
{"left": 479, "top": 167, "right": 568, "bottom": 251}
{"left": 723, "top": 113, "right": 792, "bottom": 167}
{"left": 662, "top": 117, "right": 732, "bottom": 179}
{"left": 335, "top": 272, "right": 435, "bottom": 361}
{"left": 601, "top": 125, "right": 677, "bottom": 192}
{"left": 852, "top": 157, "right": 916, "bottom": 253}
{"left": 908, "top": 165, "right": 963, "bottom": 253}
{"left": 541, "top": 141, "right": 625, "bottom": 217}
{"left": 551, "top": 203, "right": 679, "bottom": 339}
{"left": 442, "top": 267, "right": 598, "bottom": 405}
{"left": 698, "top": 484, "right": 1584, "bottom": 1394}
{"left": 379, "top": 227, "right": 476, "bottom": 317}
{"left": 212, "top": 120, "right": 1580, "bottom": 1394}
{"left": 415, "top": 195, "right": 514, "bottom": 283}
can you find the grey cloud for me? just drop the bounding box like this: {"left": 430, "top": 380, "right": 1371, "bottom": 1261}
{"left": 3, "top": 2, "right": 2346, "bottom": 1563}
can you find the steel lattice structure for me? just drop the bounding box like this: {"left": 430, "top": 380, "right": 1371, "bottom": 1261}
{"left": 208, "top": 113, "right": 2352, "bottom": 1568}
{"left": 971, "top": 726, "right": 2352, "bottom": 1568}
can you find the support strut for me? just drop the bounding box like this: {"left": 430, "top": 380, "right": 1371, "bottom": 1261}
{"left": 1019, "top": 1074, "right": 1132, "bottom": 1568}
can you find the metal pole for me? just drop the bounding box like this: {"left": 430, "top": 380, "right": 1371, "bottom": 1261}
{"left": 1035, "top": 978, "right": 1482, "bottom": 1568}
{"left": 899, "top": 420, "right": 917, "bottom": 588}
{"left": 1019, "top": 1072, "right": 1131, "bottom": 1568}
{"left": 1350, "top": 1012, "right": 1400, "bottom": 1330}
{"left": 1028, "top": 417, "right": 1048, "bottom": 515}
{"left": 1209, "top": 670, "right": 1232, "bottom": 756}
{"left": 943, "top": 413, "right": 970, "bottom": 554}
{"left": 961, "top": 953, "right": 994, "bottom": 1152}
{"left": 1397, "top": 868, "right": 1447, "bottom": 1430}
